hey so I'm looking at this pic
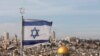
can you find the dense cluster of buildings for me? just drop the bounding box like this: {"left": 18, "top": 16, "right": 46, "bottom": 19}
{"left": 24, "top": 43, "right": 57, "bottom": 56}
{"left": 0, "top": 32, "right": 100, "bottom": 56}
{"left": 0, "top": 32, "right": 20, "bottom": 56}
{"left": 65, "top": 37, "right": 100, "bottom": 56}
{"left": 23, "top": 37, "right": 100, "bottom": 56}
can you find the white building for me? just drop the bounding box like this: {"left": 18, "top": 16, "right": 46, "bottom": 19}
{"left": 65, "top": 36, "right": 71, "bottom": 42}
{"left": 2, "top": 32, "right": 10, "bottom": 50}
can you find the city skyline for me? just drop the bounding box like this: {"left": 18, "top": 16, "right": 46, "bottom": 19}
{"left": 0, "top": 0, "right": 100, "bottom": 39}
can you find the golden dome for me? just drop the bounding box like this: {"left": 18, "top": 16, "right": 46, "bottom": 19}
{"left": 57, "top": 46, "right": 69, "bottom": 54}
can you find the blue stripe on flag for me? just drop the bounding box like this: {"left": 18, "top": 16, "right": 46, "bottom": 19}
{"left": 23, "top": 20, "right": 52, "bottom": 26}
{"left": 23, "top": 40, "right": 49, "bottom": 45}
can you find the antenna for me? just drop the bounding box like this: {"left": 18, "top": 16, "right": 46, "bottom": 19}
{"left": 19, "top": 8, "right": 25, "bottom": 19}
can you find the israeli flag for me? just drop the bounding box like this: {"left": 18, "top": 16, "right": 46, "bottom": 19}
{"left": 23, "top": 19, "right": 52, "bottom": 45}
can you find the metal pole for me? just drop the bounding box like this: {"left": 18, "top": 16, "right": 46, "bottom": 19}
{"left": 20, "top": 8, "right": 25, "bottom": 56}
{"left": 22, "top": 15, "right": 24, "bottom": 56}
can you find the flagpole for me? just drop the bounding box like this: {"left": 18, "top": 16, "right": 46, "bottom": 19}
{"left": 20, "top": 8, "right": 25, "bottom": 56}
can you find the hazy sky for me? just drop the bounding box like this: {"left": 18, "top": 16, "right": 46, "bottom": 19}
{"left": 0, "top": 0, "right": 100, "bottom": 39}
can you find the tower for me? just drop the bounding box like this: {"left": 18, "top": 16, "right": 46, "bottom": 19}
{"left": 53, "top": 31, "right": 56, "bottom": 40}
{"left": 49, "top": 31, "right": 56, "bottom": 43}
{"left": 51, "top": 31, "right": 56, "bottom": 41}
{"left": 3, "top": 32, "right": 9, "bottom": 40}
{"left": 13, "top": 34, "right": 18, "bottom": 44}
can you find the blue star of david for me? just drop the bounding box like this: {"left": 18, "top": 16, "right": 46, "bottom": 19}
{"left": 31, "top": 27, "right": 39, "bottom": 39}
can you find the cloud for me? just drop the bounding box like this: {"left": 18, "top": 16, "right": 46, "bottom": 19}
{"left": 24, "top": 0, "right": 100, "bottom": 16}
{"left": 0, "top": 0, "right": 100, "bottom": 16}
{"left": 25, "top": 6, "right": 71, "bottom": 16}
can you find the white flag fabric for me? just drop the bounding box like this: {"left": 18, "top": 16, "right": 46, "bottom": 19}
{"left": 23, "top": 19, "right": 52, "bottom": 45}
